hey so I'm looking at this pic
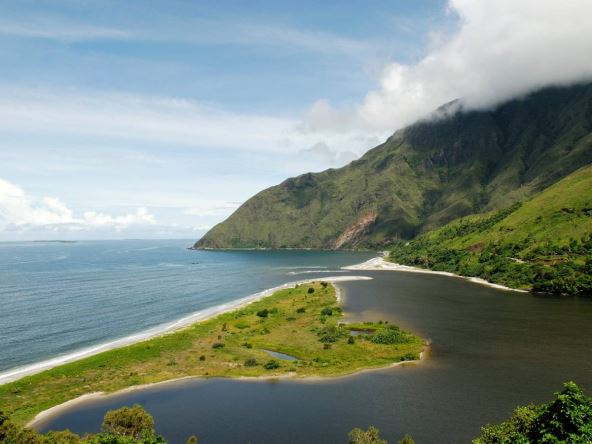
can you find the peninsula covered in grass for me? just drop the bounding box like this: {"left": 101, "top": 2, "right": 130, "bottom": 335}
{"left": 1, "top": 281, "right": 424, "bottom": 426}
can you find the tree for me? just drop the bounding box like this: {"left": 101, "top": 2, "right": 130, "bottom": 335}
{"left": 397, "top": 434, "right": 415, "bottom": 444}
{"left": 348, "top": 426, "right": 387, "bottom": 444}
{"left": 44, "top": 430, "right": 82, "bottom": 444}
{"left": 101, "top": 404, "right": 155, "bottom": 439}
{"left": 474, "top": 382, "right": 592, "bottom": 443}
{"left": 186, "top": 435, "right": 198, "bottom": 444}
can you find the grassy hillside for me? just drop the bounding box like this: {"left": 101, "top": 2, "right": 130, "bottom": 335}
{"left": 196, "top": 82, "right": 592, "bottom": 249}
{"left": 388, "top": 165, "right": 592, "bottom": 295}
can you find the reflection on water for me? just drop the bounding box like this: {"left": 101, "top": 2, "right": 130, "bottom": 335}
{"left": 263, "top": 350, "right": 299, "bottom": 361}
{"left": 37, "top": 271, "right": 592, "bottom": 444}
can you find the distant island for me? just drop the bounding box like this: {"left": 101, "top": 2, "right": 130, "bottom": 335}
{"left": 31, "top": 240, "right": 77, "bottom": 243}
{"left": 1, "top": 280, "right": 424, "bottom": 427}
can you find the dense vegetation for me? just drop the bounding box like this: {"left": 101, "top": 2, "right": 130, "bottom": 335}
{"left": 0, "top": 404, "right": 169, "bottom": 444}
{"left": 196, "top": 82, "right": 592, "bottom": 250}
{"left": 388, "top": 165, "right": 592, "bottom": 295}
{"left": 474, "top": 382, "right": 592, "bottom": 443}
{"left": 0, "top": 282, "right": 423, "bottom": 426}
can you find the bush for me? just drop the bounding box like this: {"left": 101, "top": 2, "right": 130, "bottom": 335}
{"left": 242, "top": 342, "right": 253, "bottom": 349}
{"left": 371, "top": 328, "right": 409, "bottom": 345}
{"left": 348, "top": 426, "right": 387, "bottom": 444}
{"left": 263, "top": 360, "right": 280, "bottom": 370}
{"left": 307, "top": 287, "right": 315, "bottom": 294}
{"left": 244, "top": 358, "right": 258, "bottom": 367}
{"left": 347, "top": 336, "right": 355, "bottom": 345}
{"left": 199, "top": 355, "right": 206, "bottom": 361}
{"left": 256, "top": 309, "right": 269, "bottom": 318}
{"left": 318, "top": 325, "right": 344, "bottom": 343}
{"left": 212, "top": 342, "right": 225, "bottom": 349}
{"left": 321, "top": 307, "right": 333, "bottom": 316}
{"left": 101, "top": 404, "right": 155, "bottom": 439}
{"left": 474, "top": 382, "right": 592, "bottom": 443}
{"left": 296, "top": 307, "right": 306, "bottom": 313}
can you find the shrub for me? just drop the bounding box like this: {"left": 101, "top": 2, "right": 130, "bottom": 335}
{"left": 318, "top": 325, "right": 344, "bottom": 343}
{"left": 263, "top": 360, "right": 280, "bottom": 370}
{"left": 296, "top": 307, "right": 306, "bottom": 313}
{"left": 307, "top": 287, "right": 315, "bottom": 294}
{"left": 242, "top": 342, "right": 253, "bottom": 349}
{"left": 347, "top": 336, "right": 355, "bottom": 345}
{"left": 321, "top": 281, "right": 328, "bottom": 288}
{"left": 348, "top": 426, "right": 387, "bottom": 444}
{"left": 321, "top": 307, "right": 333, "bottom": 316}
{"left": 256, "top": 309, "right": 269, "bottom": 318}
{"left": 199, "top": 355, "right": 206, "bottom": 361}
{"left": 371, "top": 328, "right": 409, "bottom": 345}
{"left": 473, "top": 382, "right": 592, "bottom": 443}
{"left": 244, "top": 358, "right": 258, "bottom": 367}
{"left": 101, "top": 404, "right": 155, "bottom": 439}
{"left": 212, "top": 342, "right": 225, "bottom": 349}
{"left": 398, "top": 434, "right": 415, "bottom": 444}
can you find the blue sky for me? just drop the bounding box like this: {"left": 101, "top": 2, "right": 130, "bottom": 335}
{"left": 1, "top": 0, "right": 590, "bottom": 240}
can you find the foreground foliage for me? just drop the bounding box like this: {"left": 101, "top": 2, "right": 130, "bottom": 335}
{"left": 474, "top": 382, "right": 592, "bottom": 443}
{"left": 0, "top": 405, "right": 168, "bottom": 444}
{"left": 348, "top": 426, "right": 414, "bottom": 444}
{"left": 0, "top": 282, "right": 423, "bottom": 426}
{"left": 389, "top": 165, "right": 592, "bottom": 295}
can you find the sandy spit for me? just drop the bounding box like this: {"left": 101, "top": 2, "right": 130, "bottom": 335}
{"left": 343, "top": 257, "right": 528, "bottom": 293}
{"left": 1, "top": 275, "right": 372, "bottom": 386}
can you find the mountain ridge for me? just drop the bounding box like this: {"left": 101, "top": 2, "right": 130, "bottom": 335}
{"left": 195, "top": 82, "right": 592, "bottom": 250}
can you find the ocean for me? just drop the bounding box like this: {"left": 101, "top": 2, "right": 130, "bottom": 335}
{"left": 0, "top": 239, "right": 374, "bottom": 378}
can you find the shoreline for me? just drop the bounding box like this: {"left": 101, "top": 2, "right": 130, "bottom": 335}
{"left": 343, "top": 257, "right": 528, "bottom": 293}
{"left": 27, "top": 348, "right": 428, "bottom": 430}
{"left": 0, "top": 275, "right": 371, "bottom": 386}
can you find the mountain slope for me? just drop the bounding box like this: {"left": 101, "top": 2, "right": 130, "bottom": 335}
{"left": 388, "top": 165, "right": 592, "bottom": 295}
{"left": 195, "top": 82, "right": 592, "bottom": 250}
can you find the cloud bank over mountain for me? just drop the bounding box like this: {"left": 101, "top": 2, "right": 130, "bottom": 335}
{"left": 304, "top": 0, "right": 592, "bottom": 132}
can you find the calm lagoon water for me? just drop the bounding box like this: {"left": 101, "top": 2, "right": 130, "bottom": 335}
{"left": 4, "top": 241, "right": 592, "bottom": 443}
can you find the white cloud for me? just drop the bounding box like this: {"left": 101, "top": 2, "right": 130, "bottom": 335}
{"left": 298, "top": 141, "right": 358, "bottom": 165}
{"left": 0, "top": 20, "right": 129, "bottom": 41}
{"left": 304, "top": 0, "right": 592, "bottom": 132}
{"left": 0, "top": 87, "right": 381, "bottom": 171}
{"left": 0, "top": 14, "right": 372, "bottom": 57}
{"left": 0, "top": 89, "right": 294, "bottom": 152}
{"left": 183, "top": 200, "right": 241, "bottom": 217}
{"left": 0, "top": 178, "right": 156, "bottom": 234}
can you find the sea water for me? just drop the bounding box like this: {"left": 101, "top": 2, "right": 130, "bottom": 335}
{"left": 0, "top": 239, "right": 374, "bottom": 376}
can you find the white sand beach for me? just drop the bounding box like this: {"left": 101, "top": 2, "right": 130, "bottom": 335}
{"left": 343, "top": 257, "right": 527, "bottom": 293}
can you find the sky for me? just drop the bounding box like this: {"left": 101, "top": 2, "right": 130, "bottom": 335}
{"left": 1, "top": 0, "right": 591, "bottom": 241}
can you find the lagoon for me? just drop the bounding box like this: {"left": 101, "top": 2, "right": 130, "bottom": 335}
{"left": 34, "top": 268, "right": 592, "bottom": 443}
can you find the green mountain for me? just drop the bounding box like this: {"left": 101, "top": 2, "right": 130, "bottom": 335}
{"left": 195, "top": 82, "right": 592, "bottom": 250}
{"left": 388, "top": 165, "right": 592, "bottom": 295}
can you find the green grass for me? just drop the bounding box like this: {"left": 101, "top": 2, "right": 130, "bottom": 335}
{"left": 388, "top": 165, "right": 592, "bottom": 295}
{"left": 0, "top": 282, "right": 424, "bottom": 426}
